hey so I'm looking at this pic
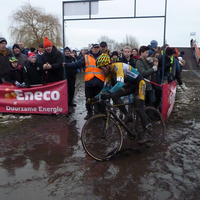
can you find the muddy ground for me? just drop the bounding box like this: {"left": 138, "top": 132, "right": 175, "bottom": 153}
{"left": 0, "top": 70, "right": 200, "bottom": 200}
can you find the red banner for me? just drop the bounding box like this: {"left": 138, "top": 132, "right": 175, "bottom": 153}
{"left": 162, "top": 81, "right": 176, "bottom": 121}
{"left": 0, "top": 80, "right": 68, "bottom": 114}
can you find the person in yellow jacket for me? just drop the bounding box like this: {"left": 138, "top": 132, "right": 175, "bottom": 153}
{"left": 64, "top": 43, "right": 105, "bottom": 120}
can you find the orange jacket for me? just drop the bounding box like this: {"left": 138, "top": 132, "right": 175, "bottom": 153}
{"left": 84, "top": 54, "right": 105, "bottom": 82}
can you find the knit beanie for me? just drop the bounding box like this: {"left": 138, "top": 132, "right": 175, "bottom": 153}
{"left": 28, "top": 52, "right": 36, "bottom": 60}
{"left": 0, "top": 37, "right": 7, "bottom": 44}
{"left": 12, "top": 43, "right": 20, "bottom": 50}
{"left": 43, "top": 37, "right": 53, "bottom": 48}
{"left": 112, "top": 51, "right": 118, "bottom": 57}
{"left": 150, "top": 40, "right": 158, "bottom": 49}
{"left": 165, "top": 47, "right": 174, "bottom": 56}
{"left": 65, "top": 46, "right": 71, "bottom": 51}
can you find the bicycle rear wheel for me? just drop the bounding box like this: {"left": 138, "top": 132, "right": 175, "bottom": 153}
{"left": 144, "top": 107, "right": 166, "bottom": 147}
{"left": 81, "top": 114, "right": 123, "bottom": 161}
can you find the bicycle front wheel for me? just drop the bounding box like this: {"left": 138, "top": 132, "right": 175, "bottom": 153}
{"left": 144, "top": 107, "right": 166, "bottom": 147}
{"left": 81, "top": 114, "right": 123, "bottom": 161}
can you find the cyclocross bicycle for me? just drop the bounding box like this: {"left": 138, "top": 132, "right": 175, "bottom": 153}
{"left": 81, "top": 99, "right": 166, "bottom": 161}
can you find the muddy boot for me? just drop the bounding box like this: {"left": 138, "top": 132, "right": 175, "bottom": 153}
{"left": 137, "top": 123, "right": 152, "bottom": 144}
{"left": 84, "top": 112, "right": 93, "bottom": 120}
{"left": 137, "top": 133, "right": 150, "bottom": 144}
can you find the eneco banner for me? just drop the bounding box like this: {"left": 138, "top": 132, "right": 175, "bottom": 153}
{"left": 162, "top": 81, "right": 176, "bottom": 121}
{"left": 0, "top": 80, "right": 68, "bottom": 114}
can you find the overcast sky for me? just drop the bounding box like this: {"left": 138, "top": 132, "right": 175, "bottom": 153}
{"left": 1, "top": 0, "right": 200, "bottom": 49}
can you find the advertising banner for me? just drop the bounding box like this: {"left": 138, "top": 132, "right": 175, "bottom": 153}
{"left": 0, "top": 80, "right": 68, "bottom": 114}
{"left": 162, "top": 81, "right": 176, "bottom": 121}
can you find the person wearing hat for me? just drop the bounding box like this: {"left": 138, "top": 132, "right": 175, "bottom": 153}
{"left": 36, "top": 43, "right": 44, "bottom": 63}
{"left": 100, "top": 41, "right": 110, "bottom": 55}
{"left": 110, "top": 51, "right": 121, "bottom": 63}
{"left": 92, "top": 53, "right": 152, "bottom": 144}
{"left": 41, "top": 37, "right": 63, "bottom": 83}
{"left": 0, "top": 37, "right": 13, "bottom": 83}
{"left": 149, "top": 40, "right": 158, "bottom": 56}
{"left": 7, "top": 57, "right": 26, "bottom": 88}
{"left": 12, "top": 43, "right": 28, "bottom": 67}
{"left": 64, "top": 43, "right": 105, "bottom": 120}
{"left": 63, "top": 46, "right": 78, "bottom": 107}
{"left": 23, "top": 52, "right": 45, "bottom": 88}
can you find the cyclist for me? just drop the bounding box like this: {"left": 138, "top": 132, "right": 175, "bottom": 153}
{"left": 93, "top": 53, "right": 152, "bottom": 144}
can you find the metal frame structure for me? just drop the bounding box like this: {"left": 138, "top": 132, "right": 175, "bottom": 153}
{"left": 62, "top": 0, "right": 168, "bottom": 81}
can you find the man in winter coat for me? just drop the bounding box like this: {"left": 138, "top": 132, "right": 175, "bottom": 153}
{"left": 41, "top": 37, "right": 63, "bottom": 83}
{"left": 0, "top": 37, "right": 13, "bottom": 83}
{"left": 12, "top": 44, "right": 28, "bottom": 67}
{"left": 63, "top": 47, "right": 78, "bottom": 107}
{"left": 65, "top": 43, "right": 105, "bottom": 120}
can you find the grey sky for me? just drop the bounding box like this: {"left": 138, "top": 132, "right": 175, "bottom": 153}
{"left": 1, "top": 0, "right": 199, "bottom": 49}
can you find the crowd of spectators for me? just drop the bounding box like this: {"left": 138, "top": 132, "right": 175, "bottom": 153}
{"left": 0, "top": 37, "right": 186, "bottom": 118}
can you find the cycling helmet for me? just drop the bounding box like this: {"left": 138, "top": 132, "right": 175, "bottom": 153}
{"left": 9, "top": 57, "right": 18, "bottom": 63}
{"left": 96, "top": 53, "right": 110, "bottom": 68}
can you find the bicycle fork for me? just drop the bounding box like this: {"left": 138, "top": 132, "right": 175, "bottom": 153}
{"left": 101, "top": 112, "right": 110, "bottom": 139}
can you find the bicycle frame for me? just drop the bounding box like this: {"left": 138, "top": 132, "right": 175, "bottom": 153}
{"left": 103, "top": 102, "right": 139, "bottom": 138}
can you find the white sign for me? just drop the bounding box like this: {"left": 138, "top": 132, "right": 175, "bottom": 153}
{"left": 63, "top": 1, "right": 98, "bottom": 16}
{"left": 190, "top": 32, "right": 196, "bottom": 36}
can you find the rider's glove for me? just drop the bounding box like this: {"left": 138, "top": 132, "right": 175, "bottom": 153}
{"left": 101, "top": 91, "right": 112, "bottom": 100}
{"left": 89, "top": 96, "right": 99, "bottom": 104}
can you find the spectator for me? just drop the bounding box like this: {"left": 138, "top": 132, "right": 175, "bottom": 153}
{"left": 18, "top": 41, "right": 29, "bottom": 56}
{"left": 36, "top": 43, "right": 44, "bottom": 63}
{"left": 117, "top": 49, "right": 123, "bottom": 58}
{"left": 132, "top": 48, "right": 139, "bottom": 59}
{"left": 12, "top": 43, "right": 28, "bottom": 67}
{"left": 7, "top": 57, "right": 26, "bottom": 88}
{"left": 136, "top": 46, "right": 157, "bottom": 107}
{"left": 148, "top": 40, "right": 158, "bottom": 56}
{"left": 65, "top": 43, "right": 105, "bottom": 120}
{"left": 110, "top": 51, "right": 121, "bottom": 63}
{"left": 41, "top": 37, "right": 64, "bottom": 83}
{"left": 122, "top": 46, "right": 135, "bottom": 68}
{"left": 24, "top": 52, "right": 44, "bottom": 88}
{"left": 100, "top": 41, "right": 110, "bottom": 55}
{"left": 151, "top": 50, "right": 160, "bottom": 58}
{"left": 0, "top": 37, "right": 13, "bottom": 83}
{"left": 63, "top": 47, "right": 78, "bottom": 107}
{"left": 157, "top": 47, "right": 174, "bottom": 84}
{"left": 29, "top": 47, "right": 36, "bottom": 53}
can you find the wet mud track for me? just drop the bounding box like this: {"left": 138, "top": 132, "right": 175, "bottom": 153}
{"left": 1, "top": 71, "right": 200, "bottom": 200}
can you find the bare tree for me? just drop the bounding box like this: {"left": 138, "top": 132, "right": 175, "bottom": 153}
{"left": 98, "top": 34, "right": 139, "bottom": 51}
{"left": 122, "top": 35, "right": 139, "bottom": 49}
{"left": 9, "top": 2, "right": 62, "bottom": 49}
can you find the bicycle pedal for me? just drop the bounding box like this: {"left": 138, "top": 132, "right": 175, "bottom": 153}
{"left": 127, "top": 132, "right": 135, "bottom": 140}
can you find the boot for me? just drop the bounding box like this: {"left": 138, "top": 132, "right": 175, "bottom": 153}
{"left": 137, "top": 134, "right": 150, "bottom": 144}
{"left": 84, "top": 112, "right": 93, "bottom": 120}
